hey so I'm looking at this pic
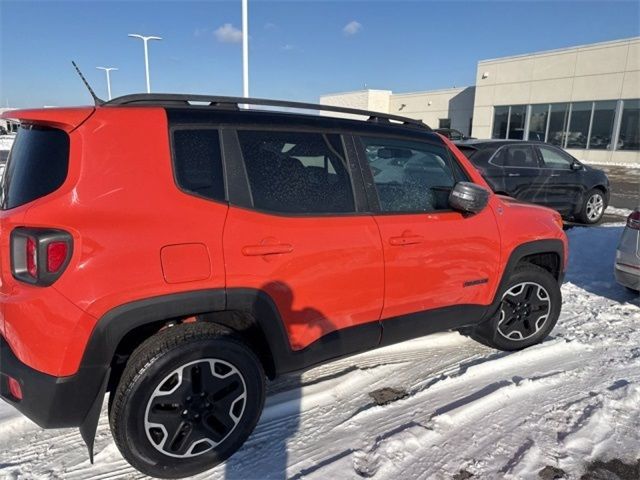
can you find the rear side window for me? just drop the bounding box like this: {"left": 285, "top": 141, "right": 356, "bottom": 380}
{"left": 237, "top": 130, "right": 355, "bottom": 214}
{"left": 1, "top": 125, "right": 69, "bottom": 210}
{"left": 493, "top": 145, "right": 539, "bottom": 168}
{"left": 172, "top": 129, "right": 225, "bottom": 202}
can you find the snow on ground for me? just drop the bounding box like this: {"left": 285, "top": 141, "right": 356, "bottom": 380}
{"left": 606, "top": 206, "right": 634, "bottom": 217}
{"left": 1, "top": 228, "right": 639, "bottom": 480}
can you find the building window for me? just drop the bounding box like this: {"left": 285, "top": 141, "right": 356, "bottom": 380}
{"left": 492, "top": 106, "right": 509, "bottom": 139}
{"left": 619, "top": 99, "right": 640, "bottom": 151}
{"left": 507, "top": 105, "right": 527, "bottom": 139}
{"left": 528, "top": 104, "right": 548, "bottom": 142}
{"left": 589, "top": 100, "right": 617, "bottom": 150}
{"left": 491, "top": 100, "right": 636, "bottom": 152}
{"left": 547, "top": 103, "right": 569, "bottom": 147}
{"left": 439, "top": 118, "right": 451, "bottom": 129}
{"left": 566, "top": 102, "right": 591, "bottom": 149}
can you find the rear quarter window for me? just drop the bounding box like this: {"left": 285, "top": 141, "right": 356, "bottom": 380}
{"left": 172, "top": 128, "right": 225, "bottom": 202}
{"left": 1, "top": 125, "right": 69, "bottom": 210}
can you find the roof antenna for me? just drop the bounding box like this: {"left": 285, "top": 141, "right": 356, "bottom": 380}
{"left": 71, "top": 61, "right": 105, "bottom": 106}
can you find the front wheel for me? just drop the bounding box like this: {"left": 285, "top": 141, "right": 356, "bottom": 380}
{"left": 471, "top": 264, "right": 561, "bottom": 351}
{"left": 576, "top": 189, "right": 607, "bottom": 224}
{"left": 109, "top": 323, "right": 265, "bottom": 479}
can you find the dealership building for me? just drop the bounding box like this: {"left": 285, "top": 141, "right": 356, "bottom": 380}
{"left": 320, "top": 37, "right": 640, "bottom": 165}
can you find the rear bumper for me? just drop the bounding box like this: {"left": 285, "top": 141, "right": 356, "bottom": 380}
{"left": 0, "top": 335, "right": 107, "bottom": 428}
{"left": 615, "top": 264, "right": 640, "bottom": 291}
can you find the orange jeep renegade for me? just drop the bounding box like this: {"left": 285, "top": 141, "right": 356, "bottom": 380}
{"left": 0, "top": 94, "right": 567, "bottom": 478}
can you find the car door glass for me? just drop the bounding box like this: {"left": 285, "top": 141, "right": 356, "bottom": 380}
{"left": 361, "top": 137, "right": 457, "bottom": 213}
{"left": 237, "top": 130, "right": 355, "bottom": 214}
{"left": 503, "top": 145, "right": 539, "bottom": 168}
{"left": 538, "top": 146, "right": 573, "bottom": 170}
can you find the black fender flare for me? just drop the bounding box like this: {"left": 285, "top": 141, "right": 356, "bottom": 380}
{"left": 482, "top": 238, "right": 565, "bottom": 323}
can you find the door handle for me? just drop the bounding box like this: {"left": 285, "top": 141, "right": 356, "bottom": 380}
{"left": 507, "top": 173, "right": 521, "bottom": 177}
{"left": 242, "top": 243, "right": 293, "bottom": 256}
{"left": 389, "top": 234, "right": 424, "bottom": 246}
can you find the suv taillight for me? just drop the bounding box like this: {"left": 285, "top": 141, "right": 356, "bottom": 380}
{"left": 10, "top": 228, "right": 73, "bottom": 286}
{"left": 627, "top": 211, "right": 640, "bottom": 230}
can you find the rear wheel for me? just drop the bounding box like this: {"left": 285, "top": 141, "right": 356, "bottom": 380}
{"left": 471, "top": 264, "right": 561, "bottom": 351}
{"left": 109, "top": 323, "right": 265, "bottom": 479}
{"left": 576, "top": 189, "right": 606, "bottom": 224}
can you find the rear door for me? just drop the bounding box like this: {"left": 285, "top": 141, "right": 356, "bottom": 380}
{"left": 355, "top": 134, "right": 501, "bottom": 341}
{"left": 535, "top": 145, "right": 585, "bottom": 215}
{"left": 222, "top": 128, "right": 384, "bottom": 353}
{"left": 494, "top": 144, "right": 547, "bottom": 204}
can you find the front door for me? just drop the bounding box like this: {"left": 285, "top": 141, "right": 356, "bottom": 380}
{"left": 535, "top": 145, "right": 585, "bottom": 216}
{"left": 355, "top": 135, "right": 501, "bottom": 339}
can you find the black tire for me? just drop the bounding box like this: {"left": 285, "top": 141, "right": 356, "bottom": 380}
{"left": 109, "top": 323, "right": 265, "bottom": 479}
{"left": 471, "top": 264, "right": 561, "bottom": 351}
{"left": 576, "top": 188, "right": 607, "bottom": 224}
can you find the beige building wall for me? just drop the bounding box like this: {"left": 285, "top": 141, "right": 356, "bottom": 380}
{"left": 319, "top": 90, "right": 391, "bottom": 119}
{"left": 388, "top": 87, "right": 475, "bottom": 134}
{"left": 473, "top": 37, "right": 640, "bottom": 164}
{"left": 320, "top": 87, "right": 476, "bottom": 135}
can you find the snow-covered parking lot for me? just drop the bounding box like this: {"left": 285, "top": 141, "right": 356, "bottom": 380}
{"left": 1, "top": 223, "right": 639, "bottom": 479}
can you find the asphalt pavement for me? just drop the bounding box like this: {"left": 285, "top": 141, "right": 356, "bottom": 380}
{"left": 598, "top": 165, "right": 638, "bottom": 224}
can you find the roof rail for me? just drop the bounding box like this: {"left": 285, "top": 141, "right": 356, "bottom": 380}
{"left": 104, "top": 93, "right": 431, "bottom": 130}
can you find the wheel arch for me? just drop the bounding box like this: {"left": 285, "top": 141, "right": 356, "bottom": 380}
{"left": 485, "top": 239, "right": 565, "bottom": 322}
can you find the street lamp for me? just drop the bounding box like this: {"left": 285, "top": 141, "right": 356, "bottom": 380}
{"left": 128, "top": 34, "right": 162, "bottom": 93}
{"left": 242, "top": 0, "right": 249, "bottom": 98}
{"left": 96, "top": 67, "right": 117, "bottom": 100}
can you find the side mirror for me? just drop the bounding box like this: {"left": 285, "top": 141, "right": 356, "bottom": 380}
{"left": 570, "top": 161, "right": 582, "bottom": 171}
{"left": 449, "top": 182, "right": 490, "bottom": 214}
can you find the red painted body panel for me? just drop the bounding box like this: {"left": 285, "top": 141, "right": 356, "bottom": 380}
{"left": 223, "top": 207, "right": 385, "bottom": 350}
{"left": 1, "top": 108, "right": 228, "bottom": 375}
{"left": 0, "top": 107, "right": 567, "bottom": 378}
{"left": 373, "top": 208, "right": 501, "bottom": 320}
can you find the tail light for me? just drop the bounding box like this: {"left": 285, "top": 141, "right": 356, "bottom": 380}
{"left": 627, "top": 211, "right": 640, "bottom": 230}
{"left": 10, "top": 227, "right": 73, "bottom": 286}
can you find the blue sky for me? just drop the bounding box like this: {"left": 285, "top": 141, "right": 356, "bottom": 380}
{"left": 1, "top": 0, "right": 639, "bottom": 107}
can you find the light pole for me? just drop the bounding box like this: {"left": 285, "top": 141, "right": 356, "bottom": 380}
{"left": 96, "top": 67, "right": 117, "bottom": 100}
{"left": 128, "top": 34, "right": 162, "bottom": 93}
{"left": 242, "top": 0, "right": 249, "bottom": 98}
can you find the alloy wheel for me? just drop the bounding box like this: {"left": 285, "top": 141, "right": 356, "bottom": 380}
{"left": 497, "top": 282, "right": 551, "bottom": 341}
{"left": 586, "top": 193, "right": 604, "bottom": 222}
{"left": 144, "top": 359, "right": 247, "bottom": 458}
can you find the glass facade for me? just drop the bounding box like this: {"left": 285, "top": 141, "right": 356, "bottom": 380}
{"left": 528, "top": 104, "right": 548, "bottom": 141}
{"left": 589, "top": 101, "right": 616, "bottom": 150}
{"left": 619, "top": 100, "right": 640, "bottom": 151}
{"left": 492, "top": 106, "right": 509, "bottom": 139}
{"left": 492, "top": 99, "right": 638, "bottom": 151}
{"left": 548, "top": 103, "right": 569, "bottom": 146}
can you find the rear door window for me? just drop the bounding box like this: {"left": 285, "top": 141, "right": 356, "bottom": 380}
{"left": 497, "top": 145, "right": 540, "bottom": 168}
{"left": 1, "top": 125, "right": 69, "bottom": 210}
{"left": 237, "top": 130, "right": 355, "bottom": 214}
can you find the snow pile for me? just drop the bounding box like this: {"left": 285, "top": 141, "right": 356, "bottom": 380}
{"left": 0, "top": 225, "right": 638, "bottom": 479}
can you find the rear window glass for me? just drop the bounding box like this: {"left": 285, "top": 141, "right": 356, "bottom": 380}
{"left": 237, "top": 130, "right": 355, "bottom": 214}
{"left": 172, "top": 129, "right": 225, "bottom": 202}
{"left": 1, "top": 125, "right": 69, "bottom": 210}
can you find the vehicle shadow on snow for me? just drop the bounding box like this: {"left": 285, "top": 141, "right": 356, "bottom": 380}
{"left": 564, "top": 225, "right": 638, "bottom": 305}
{"left": 223, "top": 281, "right": 316, "bottom": 480}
